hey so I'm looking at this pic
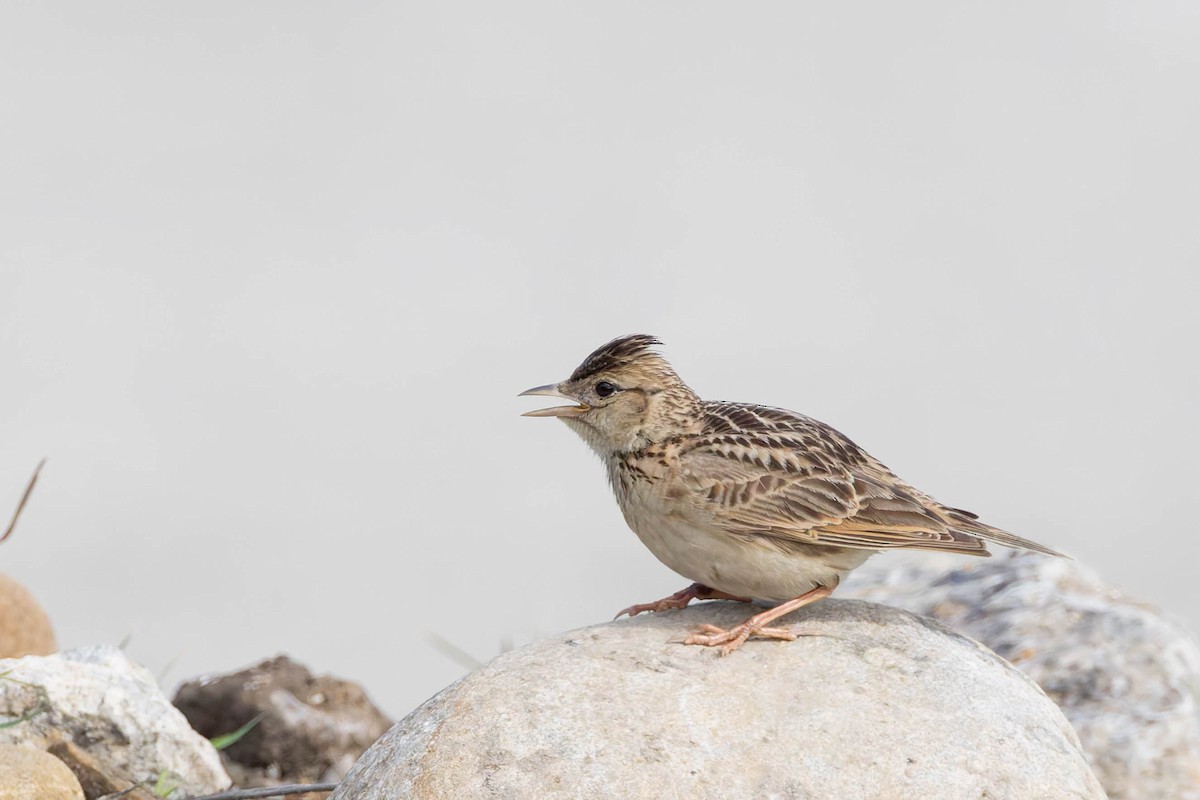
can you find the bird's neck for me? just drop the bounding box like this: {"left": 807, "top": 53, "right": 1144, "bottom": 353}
{"left": 641, "top": 384, "right": 703, "bottom": 443}
{"left": 588, "top": 384, "right": 703, "bottom": 457}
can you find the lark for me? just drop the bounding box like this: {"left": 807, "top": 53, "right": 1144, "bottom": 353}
{"left": 521, "top": 334, "right": 1062, "bottom": 655}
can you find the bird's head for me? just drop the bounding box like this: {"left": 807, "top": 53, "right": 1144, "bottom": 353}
{"left": 520, "top": 334, "right": 701, "bottom": 455}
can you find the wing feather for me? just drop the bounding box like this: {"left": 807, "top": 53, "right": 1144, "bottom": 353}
{"left": 677, "top": 402, "right": 1060, "bottom": 557}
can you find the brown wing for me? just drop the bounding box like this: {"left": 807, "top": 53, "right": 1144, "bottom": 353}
{"left": 677, "top": 402, "right": 1060, "bottom": 557}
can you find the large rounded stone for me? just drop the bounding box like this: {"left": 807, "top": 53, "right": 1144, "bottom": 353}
{"left": 0, "top": 573, "right": 55, "bottom": 658}
{"left": 0, "top": 744, "right": 84, "bottom": 800}
{"left": 842, "top": 551, "right": 1200, "bottom": 800}
{"left": 333, "top": 600, "right": 1105, "bottom": 800}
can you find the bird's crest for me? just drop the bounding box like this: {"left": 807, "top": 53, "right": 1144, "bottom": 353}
{"left": 569, "top": 334, "right": 663, "bottom": 382}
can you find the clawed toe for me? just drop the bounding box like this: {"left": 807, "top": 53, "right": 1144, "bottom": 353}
{"left": 614, "top": 598, "right": 688, "bottom": 619}
{"left": 614, "top": 582, "right": 749, "bottom": 620}
{"left": 753, "top": 625, "right": 798, "bottom": 641}
{"left": 614, "top": 604, "right": 642, "bottom": 620}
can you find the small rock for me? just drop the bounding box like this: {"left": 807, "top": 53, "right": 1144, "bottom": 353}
{"left": 0, "top": 744, "right": 84, "bottom": 800}
{"left": 842, "top": 551, "right": 1200, "bottom": 800}
{"left": 0, "top": 574, "right": 55, "bottom": 658}
{"left": 0, "top": 645, "right": 229, "bottom": 796}
{"left": 47, "top": 741, "right": 159, "bottom": 800}
{"left": 173, "top": 655, "right": 391, "bottom": 791}
{"left": 333, "top": 600, "right": 1105, "bottom": 800}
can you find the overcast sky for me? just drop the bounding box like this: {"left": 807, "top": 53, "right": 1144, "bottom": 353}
{"left": 2, "top": 2, "right": 1197, "bottom": 716}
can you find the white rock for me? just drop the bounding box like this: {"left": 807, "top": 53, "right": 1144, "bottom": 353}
{"left": 0, "top": 645, "right": 230, "bottom": 795}
{"left": 334, "top": 600, "right": 1105, "bottom": 800}
{"left": 841, "top": 551, "right": 1200, "bottom": 800}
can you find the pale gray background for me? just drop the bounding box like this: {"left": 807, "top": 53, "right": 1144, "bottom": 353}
{"left": 1, "top": 2, "right": 1197, "bottom": 717}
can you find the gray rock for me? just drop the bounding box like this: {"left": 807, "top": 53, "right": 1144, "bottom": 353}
{"left": 841, "top": 551, "right": 1200, "bottom": 800}
{"left": 0, "top": 645, "right": 230, "bottom": 796}
{"left": 333, "top": 599, "right": 1105, "bottom": 800}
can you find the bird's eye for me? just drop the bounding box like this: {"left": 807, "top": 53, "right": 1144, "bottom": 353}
{"left": 595, "top": 380, "right": 618, "bottom": 398}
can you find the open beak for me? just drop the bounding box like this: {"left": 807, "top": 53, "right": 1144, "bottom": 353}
{"left": 519, "top": 383, "right": 590, "bottom": 417}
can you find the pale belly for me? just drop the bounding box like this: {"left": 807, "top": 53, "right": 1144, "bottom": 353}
{"left": 619, "top": 497, "right": 873, "bottom": 602}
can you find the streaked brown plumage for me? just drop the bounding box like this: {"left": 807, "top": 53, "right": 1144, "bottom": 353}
{"left": 521, "top": 334, "right": 1062, "bottom": 654}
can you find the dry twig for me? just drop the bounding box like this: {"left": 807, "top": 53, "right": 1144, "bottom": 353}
{"left": 1, "top": 459, "right": 46, "bottom": 545}
{"left": 183, "top": 785, "right": 338, "bottom": 800}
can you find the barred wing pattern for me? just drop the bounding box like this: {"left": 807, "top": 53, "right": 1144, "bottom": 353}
{"left": 675, "top": 402, "right": 1060, "bottom": 557}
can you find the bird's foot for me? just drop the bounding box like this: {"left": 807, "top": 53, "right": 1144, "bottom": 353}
{"left": 614, "top": 583, "right": 751, "bottom": 619}
{"left": 678, "top": 583, "right": 837, "bottom": 654}
{"left": 681, "top": 622, "right": 801, "bottom": 655}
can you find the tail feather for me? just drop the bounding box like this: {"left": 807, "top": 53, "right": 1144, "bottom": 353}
{"left": 948, "top": 512, "right": 1066, "bottom": 558}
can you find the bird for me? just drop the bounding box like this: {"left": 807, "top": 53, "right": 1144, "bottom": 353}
{"left": 520, "top": 334, "right": 1062, "bottom": 655}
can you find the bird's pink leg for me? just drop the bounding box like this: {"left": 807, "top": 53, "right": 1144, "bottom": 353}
{"left": 614, "top": 583, "right": 752, "bottom": 619}
{"left": 683, "top": 581, "right": 837, "bottom": 655}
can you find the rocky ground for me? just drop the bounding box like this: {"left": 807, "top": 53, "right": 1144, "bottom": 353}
{"left": 2, "top": 552, "right": 1199, "bottom": 799}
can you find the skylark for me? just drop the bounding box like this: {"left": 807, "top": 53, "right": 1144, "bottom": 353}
{"left": 521, "top": 334, "right": 1062, "bottom": 654}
